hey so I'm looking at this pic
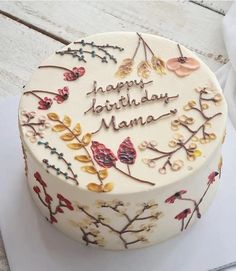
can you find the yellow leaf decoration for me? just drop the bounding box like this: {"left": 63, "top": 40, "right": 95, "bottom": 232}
{"left": 82, "top": 133, "right": 92, "bottom": 145}
{"left": 47, "top": 113, "right": 59, "bottom": 121}
{"left": 60, "top": 133, "right": 75, "bottom": 141}
{"left": 87, "top": 183, "right": 103, "bottom": 192}
{"left": 63, "top": 115, "right": 71, "bottom": 127}
{"left": 52, "top": 124, "right": 66, "bottom": 132}
{"left": 72, "top": 123, "right": 82, "bottom": 136}
{"left": 75, "top": 155, "right": 91, "bottom": 163}
{"left": 98, "top": 169, "right": 108, "bottom": 180}
{"left": 87, "top": 182, "right": 114, "bottom": 192}
{"left": 67, "top": 143, "right": 84, "bottom": 150}
{"left": 81, "top": 166, "right": 97, "bottom": 174}
{"left": 151, "top": 55, "right": 166, "bottom": 75}
{"left": 103, "top": 182, "right": 114, "bottom": 192}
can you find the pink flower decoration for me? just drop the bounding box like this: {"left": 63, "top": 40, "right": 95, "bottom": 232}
{"left": 57, "top": 194, "right": 73, "bottom": 210}
{"left": 54, "top": 87, "right": 69, "bottom": 104}
{"left": 166, "top": 57, "right": 200, "bottom": 77}
{"left": 38, "top": 97, "right": 53, "bottom": 110}
{"left": 208, "top": 171, "right": 219, "bottom": 185}
{"left": 165, "top": 190, "right": 187, "bottom": 204}
{"left": 34, "top": 172, "right": 47, "bottom": 187}
{"left": 73, "top": 67, "right": 85, "bottom": 76}
{"left": 117, "top": 137, "right": 137, "bottom": 165}
{"left": 175, "top": 208, "right": 191, "bottom": 220}
{"left": 45, "top": 194, "right": 53, "bottom": 204}
{"left": 56, "top": 206, "right": 64, "bottom": 213}
{"left": 91, "top": 141, "right": 117, "bottom": 168}
{"left": 33, "top": 186, "right": 40, "bottom": 194}
{"left": 50, "top": 215, "right": 58, "bottom": 224}
{"left": 63, "top": 67, "right": 85, "bottom": 81}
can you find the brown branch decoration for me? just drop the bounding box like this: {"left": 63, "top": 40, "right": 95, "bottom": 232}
{"left": 70, "top": 200, "right": 162, "bottom": 248}
{"left": 140, "top": 87, "right": 223, "bottom": 174}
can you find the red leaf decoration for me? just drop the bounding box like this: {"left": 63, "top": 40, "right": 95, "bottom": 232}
{"left": 91, "top": 141, "right": 117, "bottom": 168}
{"left": 117, "top": 137, "right": 137, "bottom": 165}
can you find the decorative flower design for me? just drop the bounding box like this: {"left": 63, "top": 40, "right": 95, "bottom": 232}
{"left": 151, "top": 55, "right": 166, "bottom": 75}
{"left": 91, "top": 141, "right": 117, "bottom": 168}
{"left": 38, "top": 97, "right": 53, "bottom": 110}
{"left": 64, "top": 67, "right": 85, "bottom": 81}
{"left": 34, "top": 171, "right": 47, "bottom": 187}
{"left": 20, "top": 111, "right": 50, "bottom": 143}
{"left": 116, "top": 33, "right": 166, "bottom": 79}
{"left": 117, "top": 137, "right": 137, "bottom": 165}
{"left": 23, "top": 86, "right": 70, "bottom": 110}
{"left": 33, "top": 172, "right": 73, "bottom": 223}
{"left": 165, "top": 190, "right": 187, "bottom": 204}
{"left": 73, "top": 200, "right": 162, "bottom": 249}
{"left": 137, "top": 61, "right": 151, "bottom": 78}
{"left": 207, "top": 171, "right": 219, "bottom": 185}
{"left": 54, "top": 87, "right": 69, "bottom": 104}
{"left": 57, "top": 194, "right": 74, "bottom": 210}
{"left": 166, "top": 44, "right": 200, "bottom": 77}
{"left": 115, "top": 58, "right": 134, "bottom": 78}
{"left": 175, "top": 208, "right": 191, "bottom": 220}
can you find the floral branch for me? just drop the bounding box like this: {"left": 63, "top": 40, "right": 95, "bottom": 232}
{"left": 33, "top": 172, "right": 74, "bottom": 223}
{"left": 23, "top": 87, "right": 70, "bottom": 110}
{"left": 38, "top": 65, "right": 85, "bottom": 81}
{"left": 116, "top": 32, "right": 166, "bottom": 79}
{"left": 56, "top": 40, "right": 124, "bottom": 64}
{"left": 20, "top": 111, "right": 50, "bottom": 143}
{"left": 37, "top": 141, "right": 79, "bottom": 185}
{"left": 184, "top": 171, "right": 219, "bottom": 229}
{"left": 73, "top": 200, "right": 162, "bottom": 249}
{"left": 165, "top": 171, "right": 219, "bottom": 231}
{"left": 140, "top": 88, "right": 222, "bottom": 174}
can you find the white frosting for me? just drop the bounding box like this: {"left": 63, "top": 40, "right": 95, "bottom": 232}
{"left": 19, "top": 32, "right": 227, "bottom": 195}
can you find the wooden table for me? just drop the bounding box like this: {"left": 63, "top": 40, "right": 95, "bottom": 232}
{"left": 0, "top": 1, "right": 232, "bottom": 270}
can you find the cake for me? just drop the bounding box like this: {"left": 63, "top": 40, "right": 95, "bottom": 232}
{"left": 19, "top": 32, "right": 227, "bottom": 250}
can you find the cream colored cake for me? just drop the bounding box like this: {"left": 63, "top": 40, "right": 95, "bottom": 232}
{"left": 19, "top": 32, "right": 227, "bottom": 250}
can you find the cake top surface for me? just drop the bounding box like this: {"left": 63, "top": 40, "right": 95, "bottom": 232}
{"left": 19, "top": 32, "right": 227, "bottom": 194}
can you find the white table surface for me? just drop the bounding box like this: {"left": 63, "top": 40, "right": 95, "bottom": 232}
{"left": 0, "top": 1, "right": 234, "bottom": 270}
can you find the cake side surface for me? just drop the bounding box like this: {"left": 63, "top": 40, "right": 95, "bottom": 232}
{"left": 19, "top": 32, "right": 226, "bottom": 249}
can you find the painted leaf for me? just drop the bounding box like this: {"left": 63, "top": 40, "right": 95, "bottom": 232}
{"left": 98, "top": 169, "right": 108, "bottom": 180}
{"left": 63, "top": 115, "right": 71, "bottom": 127}
{"left": 117, "top": 137, "right": 137, "bottom": 164}
{"left": 75, "top": 155, "right": 91, "bottom": 163}
{"left": 87, "top": 183, "right": 102, "bottom": 192}
{"left": 52, "top": 124, "right": 66, "bottom": 132}
{"left": 47, "top": 113, "right": 59, "bottom": 121}
{"left": 67, "top": 143, "right": 84, "bottom": 150}
{"left": 60, "top": 133, "right": 75, "bottom": 141}
{"left": 72, "top": 123, "right": 82, "bottom": 136}
{"left": 91, "top": 141, "right": 117, "bottom": 168}
{"left": 103, "top": 182, "right": 114, "bottom": 192}
{"left": 81, "top": 166, "right": 97, "bottom": 174}
{"left": 82, "top": 133, "right": 92, "bottom": 145}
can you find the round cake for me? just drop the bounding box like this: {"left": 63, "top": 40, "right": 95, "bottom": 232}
{"left": 19, "top": 32, "right": 227, "bottom": 250}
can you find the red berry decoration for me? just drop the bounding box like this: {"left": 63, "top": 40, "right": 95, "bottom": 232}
{"left": 117, "top": 137, "right": 137, "bottom": 165}
{"left": 91, "top": 141, "right": 117, "bottom": 168}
